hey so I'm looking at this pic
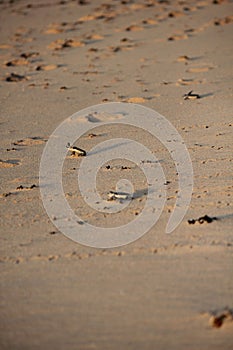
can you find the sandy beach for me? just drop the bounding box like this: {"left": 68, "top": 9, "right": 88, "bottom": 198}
{"left": 0, "top": 0, "right": 233, "bottom": 349}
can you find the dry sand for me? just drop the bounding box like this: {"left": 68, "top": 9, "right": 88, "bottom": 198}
{"left": 0, "top": 0, "right": 233, "bottom": 349}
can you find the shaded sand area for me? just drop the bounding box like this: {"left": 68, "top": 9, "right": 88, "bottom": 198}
{"left": 0, "top": 0, "right": 233, "bottom": 349}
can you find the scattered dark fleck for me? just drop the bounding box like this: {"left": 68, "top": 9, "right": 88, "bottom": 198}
{"left": 164, "top": 181, "right": 171, "bottom": 185}
{"left": 59, "top": 86, "right": 68, "bottom": 90}
{"left": 106, "top": 165, "right": 111, "bottom": 169}
{"left": 188, "top": 215, "right": 218, "bottom": 224}
{"left": 121, "top": 166, "right": 130, "bottom": 170}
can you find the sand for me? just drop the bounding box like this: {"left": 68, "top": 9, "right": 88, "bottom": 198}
{"left": 0, "top": 0, "right": 233, "bottom": 349}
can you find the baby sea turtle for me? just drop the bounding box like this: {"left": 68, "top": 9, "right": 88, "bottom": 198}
{"left": 107, "top": 191, "right": 130, "bottom": 201}
{"left": 183, "top": 90, "right": 200, "bottom": 100}
{"left": 66, "top": 142, "right": 86, "bottom": 156}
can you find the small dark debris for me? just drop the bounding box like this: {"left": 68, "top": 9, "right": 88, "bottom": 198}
{"left": 188, "top": 215, "right": 218, "bottom": 225}
{"left": 106, "top": 165, "right": 111, "bottom": 169}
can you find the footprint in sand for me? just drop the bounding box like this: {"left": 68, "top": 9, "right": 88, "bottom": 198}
{"left": 35, "top": 64, "right": 60, "bottom": 71}
{"left": 13, "top": 137, "right": 47, "bottom": 146}
{"left": 214, "top": 15, "right": 233, "bottom": 26}
{"left": 1, "top": 184, "right": 38, "bottom": 198}
{"left": 5, "top": 58, "right": 29, "bottom": 67}
{"left": 48, "top": 38, "right": 85, "bottom": 50}
{"left": 0, "top": 44, "right": 12, "bottom": 49}
{"left": 5, "top": 73, "right": 28, "bottom": 82}
{"left": 186, "top": 66, "right": 214, "bottom": 73}
{"left": 125, "top": 24, "right": 143, "bottom": 32}
{"left": 0, "top": 159, "right": 20, "bottom": 168}
{"left": 20, "top": 51, "right": 39, "bottom": 59}
{"left": 176, "top": 55, "right": 191, "bottom": 62}
{"left": 44, "top": 24, "right": 64, "bottom": 35}
{"left": 126, "top": 97, "right": 146, "bottom": 103}
{"left": 167, "top": 11, "right": 184, "bottom": 18}
{"left": 176, "top": 78, "right": 205, "bottom": 86}
{"left": 168, "top": 34, "right": 188, "bottom": 41}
